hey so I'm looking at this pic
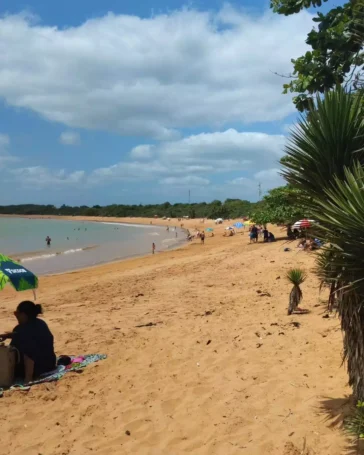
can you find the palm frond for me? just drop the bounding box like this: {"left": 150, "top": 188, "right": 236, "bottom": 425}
{"left": 282, "top": 88, "right": 364, "bottom": 211}
{"left": 313, "top": 163, "right": 364, "bottom": 295}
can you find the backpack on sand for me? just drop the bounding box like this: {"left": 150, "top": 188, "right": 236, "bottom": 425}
{"left": 0, "top": 344, "right": 17, "bottom": 388}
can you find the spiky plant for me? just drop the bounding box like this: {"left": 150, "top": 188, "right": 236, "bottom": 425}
{"left": 287, "top": 268, "right": 307, "bottom": 315}
{"left": 282, "top": 87, "right": 364, "bottom": 399}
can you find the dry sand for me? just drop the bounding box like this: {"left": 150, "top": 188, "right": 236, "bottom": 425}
{"left": 0, "top": 218, "right": 355, "bottom": 455}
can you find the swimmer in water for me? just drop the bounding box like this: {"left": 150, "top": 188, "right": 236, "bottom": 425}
{"left": 45, "top": 236, "right": 51, "bottom": 247}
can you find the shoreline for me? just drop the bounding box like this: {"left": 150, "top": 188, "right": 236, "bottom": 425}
{"left": 0, "top": 215, "right": 202, "bottom": 277}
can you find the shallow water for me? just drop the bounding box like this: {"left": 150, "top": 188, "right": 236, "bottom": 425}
{"left": 0, "top": 218, "right": 184, "bottom": 274}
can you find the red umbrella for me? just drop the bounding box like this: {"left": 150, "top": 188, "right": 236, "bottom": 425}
{"left": 293, "top": 219, "right": 313, "bottom": 229}
{"left": 300, "top": 219, "right": 311, "bottom": 229}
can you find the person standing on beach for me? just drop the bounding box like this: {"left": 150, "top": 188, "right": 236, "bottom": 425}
{"left": 45, "top": 236, "right": 51, "bottom": 247}
{"left": 201, "top": 231, "right": 205, "bottom": 245}
{"left": 152, "top": 243, "right": 156, "bottom": 254}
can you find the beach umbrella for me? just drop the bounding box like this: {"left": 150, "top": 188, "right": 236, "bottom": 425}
{"left": 244, "top": 220, "right": 253, "bottom": 225}
{"left": 293, "top": 219, "right": 314, "bottom": 230}
{"left": 0, "top": 254, "right": 38, "bottom": 292}
{"left": 234, "top": 222, "right": 244, "bottom": 229}
{"left": 206, "top": 228, "right": 214, "bottom": 232}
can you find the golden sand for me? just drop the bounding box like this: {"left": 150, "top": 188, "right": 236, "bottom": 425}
{"left": 0, "top": 218, "right": 352, "bottom": 455}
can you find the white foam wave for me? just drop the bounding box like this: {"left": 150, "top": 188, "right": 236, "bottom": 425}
{"left": 21, "top": 247, "right": 84, "bottom": 262}
{"left": 149, "top": 232, "right": 160, "bottom": 236}
{"left": 21, "top": 253, "right": 57, "bottom": 262}
{"left": 63, "top": 248, "right": 83, "bottom": 255}
{"left": 101, "top": 222, "right": 154, "bottom": 229}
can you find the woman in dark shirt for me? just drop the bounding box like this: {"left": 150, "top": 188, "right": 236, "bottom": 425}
{"left": 0, "top": 301, "right": 56, "bottom": 383}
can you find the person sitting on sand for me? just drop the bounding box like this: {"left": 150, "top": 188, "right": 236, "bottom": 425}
{"left": 268, "top": 232, "right": 276, "bottom": 242}
{"left": 0, "top": 301, "right": 56, "bottom": 383}
{"left": 304, "top": 238, "right": 319, "bottom": 251}
{"left": 287, "top": 225, "right": 293, "bottom": 239}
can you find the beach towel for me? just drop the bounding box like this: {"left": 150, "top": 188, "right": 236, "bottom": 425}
{"left": 0, "top": 354, "right": 106, "bottom": 396}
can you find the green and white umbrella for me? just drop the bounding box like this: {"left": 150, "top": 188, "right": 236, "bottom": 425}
{"left": 0, "top": 254, "right": 38, "bottom": 292}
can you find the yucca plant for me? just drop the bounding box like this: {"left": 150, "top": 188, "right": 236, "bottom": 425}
{"left": 282, "top": 88, "right": 364, "bottom": 399}
{"left": 346, "top": 401, "right": 364, "bottom": 440}
{"left": 287, "top": 268, "right": 306, "bottom": 315}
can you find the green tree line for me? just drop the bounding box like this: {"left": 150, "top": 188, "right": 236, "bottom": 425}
{"left": 0, "top": 199, "right": 259, "bottom": 220}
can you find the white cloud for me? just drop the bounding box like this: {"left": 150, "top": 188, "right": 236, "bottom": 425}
{"left": 230, "top": 177, "right": 248, "bottom": 185}
{"left": 10, "top": 166, "right": 85, "bottom": 188}
{"left": 228, "top": 168, "right": 285, "bottom": 195}
{"left": 160, "top": 176, "right": 210, "bottom": 186}
{"left": 8, "top": 129, "right": 285, "bottom": 194}
{"left": 0, "top": 9, "right": 312, "bottom": 139}
{"left": 0, "top": 133, "right": 10, "bottom": 148}
{"left": 59, "top": 131, "right": 81, "bottom": 145}
{"left": 90, "top": 129, "right": 286, "bottom": 183}
{"left": 130, "top": 144, "right": 155, "bottom": 160}
{"left": 0, "top": 133, "right": 18, "bottom": 169}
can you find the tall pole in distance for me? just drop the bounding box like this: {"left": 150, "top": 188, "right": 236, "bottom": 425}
{"left": 258, "top": 182, "right": 262, "bottom": 200}
{"left": 188, "top": 189, "right": 191, "bottom": 204}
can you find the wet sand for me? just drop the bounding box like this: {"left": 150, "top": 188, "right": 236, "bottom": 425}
{"left": 0, "top": 218, "right": 353, "bottom": 455}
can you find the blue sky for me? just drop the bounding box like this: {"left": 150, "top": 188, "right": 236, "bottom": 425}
{"left": 0, "top": 0, "right": 345, "bottom": 206}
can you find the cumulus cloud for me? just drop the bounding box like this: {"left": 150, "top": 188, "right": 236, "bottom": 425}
{"left": 9, "top": 129, "right": 286, "bottom": 193}
{"left": 59, "top": 131, "right": 81, "bottom": 145}
{"left": 0, "top": 9, "right": 312, "bottom": 139}
{"left": 90, "top": 129, "right": 286, "bottom": 183}
{"left": 0, "top": 133, "right": 10, "bottom": 149}
{"left": 130, "top": 145, "right": 155, "bottom": 160}
{"left": 10, "top": 166, "right": 85, "bottom": 188}
{"left": 160, "top": 176, "right": 210, "bottom": 186}
{"left": 0, "top": 133, "right": 18, "bottom": 168}
{"left": 228, "top": 168, "right": 285, "bottom": 196}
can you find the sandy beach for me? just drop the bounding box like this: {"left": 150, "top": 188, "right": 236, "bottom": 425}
{"left": 0, "top": 217, "right": 353, "bottom": 455}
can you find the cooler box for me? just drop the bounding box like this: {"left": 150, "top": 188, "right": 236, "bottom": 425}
{"left": 0, "top": 344, "right": 16, "bottom": 387}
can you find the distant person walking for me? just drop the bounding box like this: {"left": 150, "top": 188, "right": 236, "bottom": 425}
{"left": 152, "top": 243, "right": 156, "bottom": 255}
{"left": 45, "top": 236, "right": 51, "bottom": 247}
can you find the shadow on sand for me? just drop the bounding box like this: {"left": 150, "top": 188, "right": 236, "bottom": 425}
{"left": 320, "top": 395, "right": 364, "bottom": 455}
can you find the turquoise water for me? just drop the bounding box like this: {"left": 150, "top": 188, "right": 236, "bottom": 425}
{"left": 0, "top": 218, "right": 184, "bottom": 275}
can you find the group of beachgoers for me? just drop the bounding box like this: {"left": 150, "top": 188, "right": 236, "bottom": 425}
{"left": 286, "top": 225, "right": 323, "bottom": 252}
{"left": 249, "top": 225, "right": 275, "bottom": 244}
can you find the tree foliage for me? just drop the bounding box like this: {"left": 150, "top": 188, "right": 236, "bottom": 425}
{"left": 272, "top": 0, "right": 364, "bottom": 111}
{"left": 251, "top": 185, "right": 307, "bottom": 225}
{"left": 0, "top": 199, "right": 258, "bottom": 220}
{"left": 271, "top": 0, "right": 329, "bottom": 15}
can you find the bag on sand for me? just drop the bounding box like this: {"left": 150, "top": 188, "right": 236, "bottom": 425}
{"left": 0, "top": 344, "right": 17, "bottom": 387}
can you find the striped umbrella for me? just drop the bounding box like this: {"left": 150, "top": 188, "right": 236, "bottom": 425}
{"left": 293, "top": 219, "right": 314, "bottom": 230}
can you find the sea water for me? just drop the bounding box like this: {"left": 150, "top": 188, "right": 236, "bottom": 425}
{"left": 0, "top": 217, "right": 184, "bottom": 275}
